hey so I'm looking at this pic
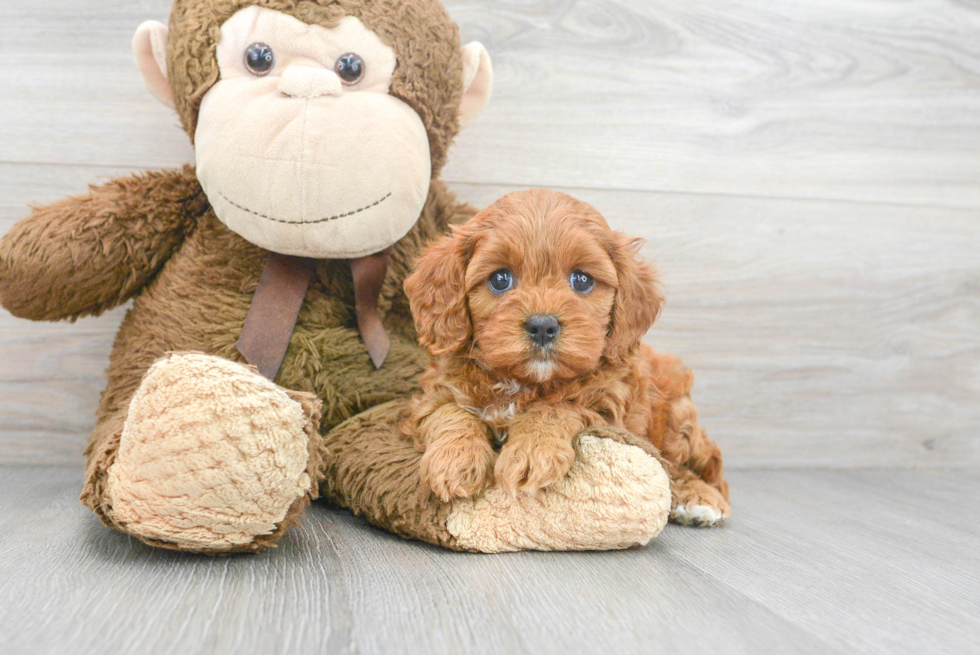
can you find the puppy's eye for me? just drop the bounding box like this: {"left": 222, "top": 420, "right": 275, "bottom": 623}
{"left": 244, "top": 43, "right": 275, "bottom": 76}
{"left": 335, "top": 53, "right": 365, "bottom": 85}
{"left": 489, "top": 269, "right": 514, "bottom": 294}
{"left": 570, "top": 270, "right": 595, "bottom": 294}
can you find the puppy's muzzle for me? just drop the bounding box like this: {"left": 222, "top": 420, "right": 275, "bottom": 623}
{"left": 525, "top": 314, "right": 561, "bottom": 348}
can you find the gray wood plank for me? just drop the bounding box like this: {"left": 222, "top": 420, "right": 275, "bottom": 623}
{"left": 662, "top": 469, "right": 980, "bottom": 655}
{"left": 317, "top": 507, "right": 839, "bottom": 655}
{"left": 0, "top": 467, "right": 342, "bottom": 655}
{"left": 1, "top": 467, "right": 977, "bottom": 655}
{"left": 446, "top": 0, "right": 980, "bottom": 208}
{"left": 3, "top": 169, "right": 977, "bottom": 467}
{"left": 0, "top": 0, "right": 193, "bottom": 169}
{"left": 1, "top": 1, "right": 979, "bottom": 207}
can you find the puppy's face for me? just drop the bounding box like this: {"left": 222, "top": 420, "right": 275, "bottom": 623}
{"left": 464, "top": 207, "right": 617, "bottom": 382}
{"left": 405, "top": 189, "right": 664, "bottom": 384}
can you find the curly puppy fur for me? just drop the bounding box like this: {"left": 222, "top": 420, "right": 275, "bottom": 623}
{"left": 403, "top": 189, "right": 730, "bottom": 524}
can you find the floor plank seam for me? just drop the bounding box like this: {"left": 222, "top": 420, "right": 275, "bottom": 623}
{"left": 440, "top": 177, "right": 980, "bottom": 212}
{"left": 1, "top": 160, "right": 976, "bottom": 213}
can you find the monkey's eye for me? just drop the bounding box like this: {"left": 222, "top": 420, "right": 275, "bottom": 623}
{"left": 335, "top": 53, "right": 365, "bottom": 85}
{"left": 570, "top": 270, "right": 595, "bottom": 294}
{"left": 244, "top": 42, "right": 275, "bottom": 76}
{"left": 489, "top": 269, "right": 514, "bottom": 294}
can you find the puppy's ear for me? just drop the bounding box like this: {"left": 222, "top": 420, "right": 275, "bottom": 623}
{"left": 405, "top": 227, "right": 474, "bottom": 356}
{"left": 606, "top": 232, "right": 665, "bottom": 361}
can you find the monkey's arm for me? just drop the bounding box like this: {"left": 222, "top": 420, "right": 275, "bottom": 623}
{"left": 0, "top": 166, "right": 205, "bottom": 321}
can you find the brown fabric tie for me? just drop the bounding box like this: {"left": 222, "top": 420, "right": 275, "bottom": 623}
{"left": 237, "top": 251, "right": 391, "bottom": 380}
{"left": 237, "top": 253, "right": 317, "bottom": 381}
{"left": 351, "top": 249, "right": 391, "bottom": 369}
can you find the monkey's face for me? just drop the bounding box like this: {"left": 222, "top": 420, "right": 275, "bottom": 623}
{"left": 194, "top": 7, "right": 431, "bottom": 259}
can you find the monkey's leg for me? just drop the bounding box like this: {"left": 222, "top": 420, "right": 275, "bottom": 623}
{"left": 643, "top": 348, "right": 731, "bottom": 527}
{"left": 81, "top": 353, "right": 323, "bottom": 554}
{"left": 319, "top": 402, "right": 672, "bottom": 553}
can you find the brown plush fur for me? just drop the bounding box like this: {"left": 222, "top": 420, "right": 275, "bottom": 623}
{"left": 0, "top": 0, "right": 477, "bottom": 553}
{"left": 318, "top": 400, "right": 462, "bottom": 549}
{"left": 0, "top": 167, "right": 207, "bottom": 322}
{"left": 403, "top": 190, "right": 730, "bottom": 521}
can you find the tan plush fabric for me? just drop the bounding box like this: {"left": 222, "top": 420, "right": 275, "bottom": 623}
{"left": 196, "top": 7, "right": 432, "bottom": 259}
{"left": 105, "top": 353, "right": 318, "bottom": 551}
{"left": 446, "top": 435, "right": 672, "bottom": 553}
{"left": 458, "top": 41, "right": 492, "bottom": 129}
{"left": 168, "top": 0, "right": 467, "bottom": 176}
{"left": 134, "top": 21, "right": 175, "bottom": 108}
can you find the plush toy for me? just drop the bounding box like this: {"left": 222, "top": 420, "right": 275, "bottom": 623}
{"left": 0, "top": 0, "right": 672, "bottom": 554}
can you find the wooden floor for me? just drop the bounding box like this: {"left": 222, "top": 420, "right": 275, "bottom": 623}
{"left": 1, "top": 467, "right": 978, "bottom": 655}
{"left": 2, "top": 1, "right": 979, "bottom": 653}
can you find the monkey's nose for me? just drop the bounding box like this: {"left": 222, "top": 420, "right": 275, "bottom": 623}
{"left": 278, "top": 66, "right": 343, "bottom": 99}
{"left": 525, "top": 314, "right": 561, "bottom": 348}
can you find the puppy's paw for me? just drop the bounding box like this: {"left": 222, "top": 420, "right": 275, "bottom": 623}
{"left": 420, "top": 435, "right": 495, "bottom": 502}
{"left": 670, "top": 479, "right": 730, "bottom": 527}
{"left": 670, "top": 504, "right": 727, "bottom": 527}
{"left": 494, "top": 437, "right": 576, "bottom": 496}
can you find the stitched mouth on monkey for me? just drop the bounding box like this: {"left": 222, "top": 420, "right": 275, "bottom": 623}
{"left": 217, "top": 191, "right": 393, "bottom": 226}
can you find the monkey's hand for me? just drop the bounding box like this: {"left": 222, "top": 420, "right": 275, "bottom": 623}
{"left": 0, "top": 166, "right": 205, "bottom": 321}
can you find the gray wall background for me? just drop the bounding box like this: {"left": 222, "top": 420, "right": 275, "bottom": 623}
{"left": 1, "top": 0, "right": 978, "bottom": 468}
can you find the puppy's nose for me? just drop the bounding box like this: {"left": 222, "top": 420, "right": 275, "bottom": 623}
{"left": 525, "top": 314, "right": 561, "bottom": 347}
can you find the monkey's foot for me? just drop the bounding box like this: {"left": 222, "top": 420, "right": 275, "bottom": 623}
{"left": 103, "top": 353, "right": 322, "bottom": 553}
{"left": 446, "top": 430, "right": 672, "bottom": 552}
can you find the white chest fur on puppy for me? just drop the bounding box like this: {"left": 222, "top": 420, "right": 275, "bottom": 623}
{"left": 195, "top": 6, "right": 432, "bottom": 259}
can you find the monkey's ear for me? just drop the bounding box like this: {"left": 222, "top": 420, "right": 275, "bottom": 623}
{"left": 133, "top": 20, "right": 175, "bottom": 109}
{"left": 458, "top": 42, "right": 493, "bottom": 130}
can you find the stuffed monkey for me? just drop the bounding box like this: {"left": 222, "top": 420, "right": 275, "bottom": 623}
{"left": 0, "top": 0, "right": 671, "bottom": 554}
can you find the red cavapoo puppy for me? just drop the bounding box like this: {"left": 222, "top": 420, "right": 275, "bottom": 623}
{"left": 403, "top": 189, "right": 730, "bottom": 526}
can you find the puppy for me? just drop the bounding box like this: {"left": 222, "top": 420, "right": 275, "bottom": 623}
{"left": 403, "top": 189, "right": 730, "bottom": 526}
